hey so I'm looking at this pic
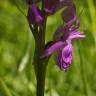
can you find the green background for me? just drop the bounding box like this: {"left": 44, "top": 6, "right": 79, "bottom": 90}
{"left": 0, "top": 0, "right": 96, "bottom": 96}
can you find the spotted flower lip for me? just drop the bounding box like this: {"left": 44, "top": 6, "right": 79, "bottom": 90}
{"left": 57, "top": 43, "right": 72, "bottom": 71}
{"left": 62, "top": 44, "right": 72, "bottom": 64}
{"left": 27, "top": 4, "right": 44, "bottom": 26}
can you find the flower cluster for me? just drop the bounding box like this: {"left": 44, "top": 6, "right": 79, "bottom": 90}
{"left": 27, "top": 0, "right": 85, "bottom": 71}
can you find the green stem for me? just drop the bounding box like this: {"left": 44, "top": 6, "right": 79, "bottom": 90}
{"left": 36, "top": 61, "right": 47, "bottom": 96}
{"left": 34, "top": 38, "right": 47, "bottom": 96}
{"left": 78, "top": 42, "right": 88, "bottom": 96}
{"left": 33, "top": 14, "right": 47, "bottom": 96}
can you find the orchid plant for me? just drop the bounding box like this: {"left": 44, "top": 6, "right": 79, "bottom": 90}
{"left": 26, "top": 0, "right": 85, "bottom": 96}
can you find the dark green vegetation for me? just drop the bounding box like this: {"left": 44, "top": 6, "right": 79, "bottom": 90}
{"left": 0, "top": 0, "right": 96, "bottom": 96}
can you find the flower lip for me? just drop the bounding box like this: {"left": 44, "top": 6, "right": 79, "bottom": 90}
{"left": 62, "top": 44, "right": 72, "bottom": 64}
{"left": 57, "top": 44, "right": 72, "bottom": 71}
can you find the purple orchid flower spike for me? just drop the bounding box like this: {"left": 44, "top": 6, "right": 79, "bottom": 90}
{"left": 41, "top": 29, "right": 85, "bottom": 71}
{"left": 24, "top": 0, "right": 86, "bottom": 95}
{"left": 41, "top": 2, "right": 85, "bottom": 71}
{"left": 27, "top": 4, "right": 44, "bottom": 26}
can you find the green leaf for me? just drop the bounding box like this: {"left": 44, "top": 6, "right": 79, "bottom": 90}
{"left": 0, "top": 78, "right": 12, "bottom": 96}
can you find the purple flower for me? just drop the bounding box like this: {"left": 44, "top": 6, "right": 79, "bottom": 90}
{"left": 27, "top": 4, "right": 44, "bottom": 26}
{"left": 61, "top": 4, "right": 76, "bottom": 23}
{"left": 44, "top": 0, "right": 58, "bottom": 14}
{"left": 41, "top": 28, "right": 85, "bottom": 71}
{"left": 44, "top": 0, "right": 72, "bottom": 15}
{"left": 61, "top": 4, "right": 80, "bottom": 30}
{"left": 26, "top": 0, "right": 85, "bottom": 71}
{"left": 40, "top": 2, "right": 85, "bottom": 71}
{"left": 57, "top": 43, "right": 72, "bottom": 71}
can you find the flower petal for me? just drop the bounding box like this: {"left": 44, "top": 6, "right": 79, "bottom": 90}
{"left": 44, "top": 0, "right": 72, "bottom": 15}
{"left": 27, "top": 4, "right": 43, "bottom": 26}
{"left": 53, "top": 25, "right": 64, "bottom": 41}
{"left": 44, "top": 0, "right": 58, "bottom": 14}
{"left": 62, "top": 44, "right": 72, "bottom": 64}
{"left": 68, "top": 31, "right": 85, "bottom": 40}
{"left": 55, "top": 0, "right": 72, "bottom": 12}
{"left": 57, "top": 46, "right": 72, "bottom": 71}
{"left": 41, "top": 41, "right": 65, "bottom": 58}
{"left": 61, "top": 4, "right": 76, "bottom": 23}
{"left": 61, "top": 3, "right": 80, "bottom": 30}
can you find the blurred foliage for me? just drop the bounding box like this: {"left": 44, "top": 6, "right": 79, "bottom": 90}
{"left": 0, "top": 0, "right": 96, "bottom": 96}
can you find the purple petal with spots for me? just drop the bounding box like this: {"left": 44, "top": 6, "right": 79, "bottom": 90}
{"left": 57, "top": 44, "right": 72, "bottom": 71}
{"left": 62, "top": 44, "right": 72, "bottom": 64}
{"left": 57, "top": 52, "right": 66, "bottom": 70}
